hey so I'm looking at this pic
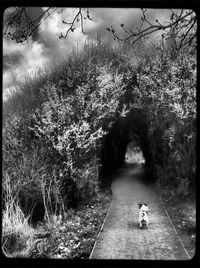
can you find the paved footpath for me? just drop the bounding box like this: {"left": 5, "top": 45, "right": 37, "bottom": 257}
{"left": 90, "top": 164, "right": 190, "bottom": 260}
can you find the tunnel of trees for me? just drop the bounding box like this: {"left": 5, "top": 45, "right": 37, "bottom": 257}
{"left": 3, "top": 16, "right": 196, "bottom": 225}
{"left": 100, "top": 108, "right": 155, "bottom": 188}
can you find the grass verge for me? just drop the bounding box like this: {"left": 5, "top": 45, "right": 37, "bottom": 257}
{"left": 159, "top": 186, "right": 196, "bottom": 259}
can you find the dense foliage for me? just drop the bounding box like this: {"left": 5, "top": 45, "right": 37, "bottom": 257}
{"left": 3, "top": 35, "right": 196, "bottom": 257}
{"left": 136, "top": 50, "right": 196, "bottom": 192}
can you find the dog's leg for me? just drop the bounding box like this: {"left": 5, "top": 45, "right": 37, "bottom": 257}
{"left": 146, "top": 217, "right": 149, "bottom": 228}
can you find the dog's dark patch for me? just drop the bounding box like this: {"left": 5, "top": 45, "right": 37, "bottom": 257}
{"left": 138, "top": 203, "right": 142, "bottom": 209}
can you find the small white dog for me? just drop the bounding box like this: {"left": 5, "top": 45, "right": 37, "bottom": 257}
{"left": 138, "top": 203, "right": 149, "bottom": 229}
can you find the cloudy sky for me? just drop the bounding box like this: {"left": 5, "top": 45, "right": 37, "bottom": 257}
{"left": 3, "top": 7, "right": 174, "bottom": 97}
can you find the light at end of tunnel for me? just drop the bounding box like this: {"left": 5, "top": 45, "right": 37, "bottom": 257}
{"left": 125, "top": 144, "right": 145, "bottom": 165}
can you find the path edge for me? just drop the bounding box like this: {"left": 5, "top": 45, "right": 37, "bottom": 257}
{"left": 162, "top": 203, "right": 191, "bottom": 260}
{"left": 89, "top": 196, "right": 113, "bottom": 259}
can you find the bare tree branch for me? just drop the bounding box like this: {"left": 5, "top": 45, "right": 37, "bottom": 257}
{"left": 3, "top": 7, "right": 93, "bottom": 42}
{"left": 3, "top": 7, "right": 58, "bottom": 43}
{"left": 59, "top": 8, "right": 92, "bottom": 39}
{"left": 106, "top": 9, "right": 197, "bottom": 50}
{"left": 3, "top": 7, "right": 196, "bottom": 52}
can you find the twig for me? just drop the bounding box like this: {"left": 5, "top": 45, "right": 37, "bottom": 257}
{"left": 4, "top": 7, "right": 58, "bottom": 43}
{"left": 59, "top": 8, "right": 92, "bottom": 39}
{"left": 107, "top": 9, "right": 196, "bottom": 48}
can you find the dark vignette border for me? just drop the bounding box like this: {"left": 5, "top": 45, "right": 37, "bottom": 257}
{"left": 0, "top": 0, "right": 199, "bottom": 268}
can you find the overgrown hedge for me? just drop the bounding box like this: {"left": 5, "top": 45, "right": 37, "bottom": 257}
{"left": 3, "top": 40, "right": 196, "bottom": 223}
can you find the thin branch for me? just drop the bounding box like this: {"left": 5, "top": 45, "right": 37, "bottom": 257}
{"left": 80, "top": 9, "right": 86, "bottom": 34}
{"left": 181, "top": 33, "right": 197, "bottom": 48}
{"left": 107, "top": 10, "right": 195, "bottom": 46}
{"left": 27, "top": 8, "right": 58, "bottom": 40}
{"left": 3, "top": 7, "right": 58, "bottom": 43}
{"left": 59, "top": 8, "right": 92, "bottom": 39}
{"left": 177, "top": 9, "right": 184, "bottom": 21}
{"left": 178, "top": 18, "right": 196, "bottom": 49}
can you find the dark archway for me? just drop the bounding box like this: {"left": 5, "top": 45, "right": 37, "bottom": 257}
{"left": 100, "top": 108, "right": 154, "bottom": 188}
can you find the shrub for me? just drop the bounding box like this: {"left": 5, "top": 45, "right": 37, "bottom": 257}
{"left": 2, "top": 188, "right": 35, "bottom": 257}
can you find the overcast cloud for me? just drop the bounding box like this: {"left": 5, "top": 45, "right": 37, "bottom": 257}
{"left": 3, "top": 8, "right": 173, "bottom": 97}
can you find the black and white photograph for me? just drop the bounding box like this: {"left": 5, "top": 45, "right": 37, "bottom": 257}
{"left": 2, "top": 4, "right": 197, "bottom": 261}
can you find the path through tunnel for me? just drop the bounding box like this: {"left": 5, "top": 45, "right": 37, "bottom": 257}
{"left": 100, "top": 108, "right": 155, "bottom": 188}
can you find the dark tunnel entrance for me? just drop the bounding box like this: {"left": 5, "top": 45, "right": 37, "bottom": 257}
{"left": 100, "top": 108, "right": 154, "bottom": 188}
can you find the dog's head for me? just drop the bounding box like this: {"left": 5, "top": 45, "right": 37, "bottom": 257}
{"left": 138, "top": 203, "right": 149, "bottom": 212}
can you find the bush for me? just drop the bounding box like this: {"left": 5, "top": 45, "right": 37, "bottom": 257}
{"left": 2, "top": 198, "right": 35, "bottom": 257}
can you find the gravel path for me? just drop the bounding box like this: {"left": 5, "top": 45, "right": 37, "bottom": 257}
{"left": 90, "top": 164, "right": 190, "bottom": 260}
